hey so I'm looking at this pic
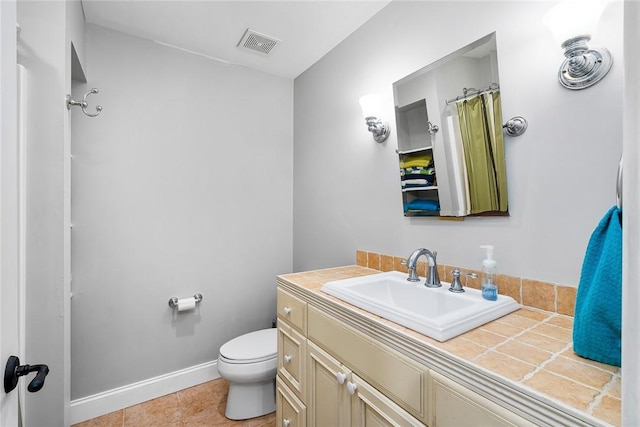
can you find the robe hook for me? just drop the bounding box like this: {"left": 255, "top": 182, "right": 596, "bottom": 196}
{"left": 66, "top": 88, "right": 102, "bottom": 117}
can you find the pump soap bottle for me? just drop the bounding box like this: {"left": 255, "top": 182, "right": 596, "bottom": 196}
{"left": 480, "top": 245, "right": 498, "bottom": 301}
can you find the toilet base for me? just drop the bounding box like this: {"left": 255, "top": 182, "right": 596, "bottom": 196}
{"left": 224, "top": 378, "right": 276, "bottom": 420}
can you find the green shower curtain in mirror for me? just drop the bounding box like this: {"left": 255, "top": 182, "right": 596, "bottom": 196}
{"left": 456, "top": 91, "right": 508, "bottom": 214}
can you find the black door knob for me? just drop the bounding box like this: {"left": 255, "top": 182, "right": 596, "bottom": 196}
{"left": 4, "top": 355, "right": 49, "bottom": 393}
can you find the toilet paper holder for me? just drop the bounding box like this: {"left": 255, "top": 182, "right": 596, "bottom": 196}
{"left": 168, "top": 293, "right": 203, "bottom": 309}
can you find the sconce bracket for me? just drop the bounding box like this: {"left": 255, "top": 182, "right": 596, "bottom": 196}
{"left": 364, "top": 117, "right": 390, "bottom": 143}
{"left": 503, "top": 116, "right": 528, "bottom": 137}
{"left": 559, "top": 44, "right": 612, "bottom": 90}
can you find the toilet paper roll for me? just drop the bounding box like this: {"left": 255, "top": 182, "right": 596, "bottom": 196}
{"left": 176, "top": 297, "right": 197, "bottom": 312}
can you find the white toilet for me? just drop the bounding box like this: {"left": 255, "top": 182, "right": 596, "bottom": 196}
{"left": 217, "top": 328, "right": 278, "bottom": 420}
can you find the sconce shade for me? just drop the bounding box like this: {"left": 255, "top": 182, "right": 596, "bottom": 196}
{"left": 543, "top": 0, "right": 607, "bottom": 46}
{"left": 543, "top": 0, "right": 612, "bottom": 90}
{"left": 359, "top": 94, "right": 383, "bottom": 119}
{"left": 358, "top": 94, "right": 390, "bottom": 142}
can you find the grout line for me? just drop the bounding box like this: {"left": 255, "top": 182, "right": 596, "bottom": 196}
{"left": 469, "top": 315, "right": 554, "bottom": 362}
{"left": 518, "top": 277, "right": 523, "bottom": 305}
{"left": 520, "top": 341, "right": 573, "bottom": 382}
{"left": 586, "top": 371, "right": 621, "bottom": 415}
{"left": 520, "top": 341, "right": 617, "bottom": 397}
{"left": 540, "top": 314, "right": 621, "bottom": 376}
{"left": 466, "top": 312, "right": 583, "bottom": 383}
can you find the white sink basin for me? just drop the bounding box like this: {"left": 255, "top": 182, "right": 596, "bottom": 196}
{"left": 321, "top": 271, "right": 520, "bottom": 342}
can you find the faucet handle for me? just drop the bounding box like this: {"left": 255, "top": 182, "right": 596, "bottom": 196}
{"left": 402, "top": 259, "right": 422, "bottom": 282}
{"left": 449, "top": 268, "right": 478, "bottom": 293}
{"left": 407, "top": 268, "right": 420, "bottom": 282}
{"left": 465, "top": 271, "right": 478, "bottom": 280}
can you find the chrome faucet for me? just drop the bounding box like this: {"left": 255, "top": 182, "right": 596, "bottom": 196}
{"left": 405, "top": 248, "right": 441, "bottom": 288}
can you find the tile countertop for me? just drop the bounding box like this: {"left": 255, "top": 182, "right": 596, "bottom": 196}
{"left": 278, "top": 266, "right": 621, "bottom": 427}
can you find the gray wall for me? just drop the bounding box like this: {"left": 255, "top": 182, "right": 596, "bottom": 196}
{"left": 293, "top": 1, "right": 623, "bottom": 286}
{"left": 70, "top": 24, "right": 293, "bottom": 399}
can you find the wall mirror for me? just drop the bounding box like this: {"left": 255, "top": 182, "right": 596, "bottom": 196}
{"left": 393, "top": 32, "right": 509, "bottom": 217}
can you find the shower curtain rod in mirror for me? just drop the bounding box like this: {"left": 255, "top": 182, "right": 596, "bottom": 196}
{"left": 445, "top": 83, "right": 500, "bottom": 105}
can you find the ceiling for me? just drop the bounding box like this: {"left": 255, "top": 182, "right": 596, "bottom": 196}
{"left": 81, "top": 1, "right": 392, "bottom": 79}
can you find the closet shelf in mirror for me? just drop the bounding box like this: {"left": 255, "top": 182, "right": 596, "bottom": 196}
{"left": 402, "top": 186, "right": 438, "bottom": 193}
{"left": 396, "top": 147, "right": 433, "bottom": 155}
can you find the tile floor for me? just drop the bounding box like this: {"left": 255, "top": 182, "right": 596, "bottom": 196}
{"left": 72, "top": 379, "right": 276, "bottom": 427}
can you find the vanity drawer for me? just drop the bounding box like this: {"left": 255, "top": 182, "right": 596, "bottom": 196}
{"left": 278, "top": 319, "right": 307, "bottom": 399}
{"left": 277, "top": 376, "right": 306, "bottom": 427}
{"left": 429, "top": 370, "right": 536, "bottom": 427}
{"left": 307, "top": 305, "right": 429, "bottom": 424}
{"left": 277, "top": 288, "right": 307, "bottom": 333}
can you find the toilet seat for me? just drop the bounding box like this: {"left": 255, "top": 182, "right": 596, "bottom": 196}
{"left": 219, "top": 328, "right": 277, "bottom": 364}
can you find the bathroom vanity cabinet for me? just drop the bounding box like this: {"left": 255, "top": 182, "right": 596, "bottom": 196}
{"left": 276, "top": 285, "right": 536, "bottom": 427}
{"left": 277, "top": 288, "right": 425, "bottom": 426}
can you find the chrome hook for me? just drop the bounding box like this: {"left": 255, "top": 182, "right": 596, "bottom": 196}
{"left": 67, "top": 88, "right": 102, "bottom": 117}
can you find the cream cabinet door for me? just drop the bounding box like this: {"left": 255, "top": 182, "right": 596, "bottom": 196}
{"left": 351, "top": 373, "right": 425, "bottom": 427}
{"left": 307, "top": 341, "right": 352, "bottom": 427}
{"left": 277, "top": 377, "right": 306, "bottom": 427}
{"left": 429, "top": 370, "right": 536, "bottom": 427}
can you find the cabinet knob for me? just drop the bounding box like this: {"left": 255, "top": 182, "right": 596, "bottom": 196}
{"left": 284, "top": 355, "right": 292, "bottom": 364}
{"left": 283, "top": 419, "right": 291, "bottom": 427}
{"left": 346, "top": 381, "right": 358, "bottom": 395}
{"left": 283, "top": 307, "right": 292, "bottom": 315}
{"left": 336, "top": 371, "right": 347, "bottom": 384}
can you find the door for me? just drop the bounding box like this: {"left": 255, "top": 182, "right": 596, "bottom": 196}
{"left": 307, "top": 341, "right": 351, "bottom": 426}
{"left": 277, "top": 377, "right": 306, "bottom": 427}
{"left": 1, "top": 1, "right": 21, "bottom": 426}
{"left": 351, "top": 373, "right": 424, "bottom": 427}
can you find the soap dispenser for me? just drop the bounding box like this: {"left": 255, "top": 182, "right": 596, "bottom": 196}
{"left": 480, "top": 245, "right": 498, "bottom": 301}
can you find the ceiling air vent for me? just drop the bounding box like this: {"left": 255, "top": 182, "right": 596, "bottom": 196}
{"left": 237, "top": 29, "right": 280, "bottom": 55}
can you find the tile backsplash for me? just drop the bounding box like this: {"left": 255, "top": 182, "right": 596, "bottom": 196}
{"left": 356, "top": 250, "right": 577, "bottom": 317}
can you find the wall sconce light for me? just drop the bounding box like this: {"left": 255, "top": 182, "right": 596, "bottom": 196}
{"left": 359, "top": 94, "right": 390, "bottom": 143}
{"left": 543, "top": 0, "right": 612, "bottom": 90}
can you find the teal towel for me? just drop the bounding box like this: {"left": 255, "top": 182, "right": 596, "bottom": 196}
{"left": 573, "top": 206, "right": 622, "bottom": 367}
{"left": 404, "top": 199, "right": 440, "bottom": 213}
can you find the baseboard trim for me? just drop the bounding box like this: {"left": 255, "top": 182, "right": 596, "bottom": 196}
{"left": 69, "top": 360, "right": 220, "bottom": 425}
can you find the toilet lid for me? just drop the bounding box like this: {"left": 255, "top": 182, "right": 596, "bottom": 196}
{"left": 219, "top": 328, "right": 277, "bottom": 363}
